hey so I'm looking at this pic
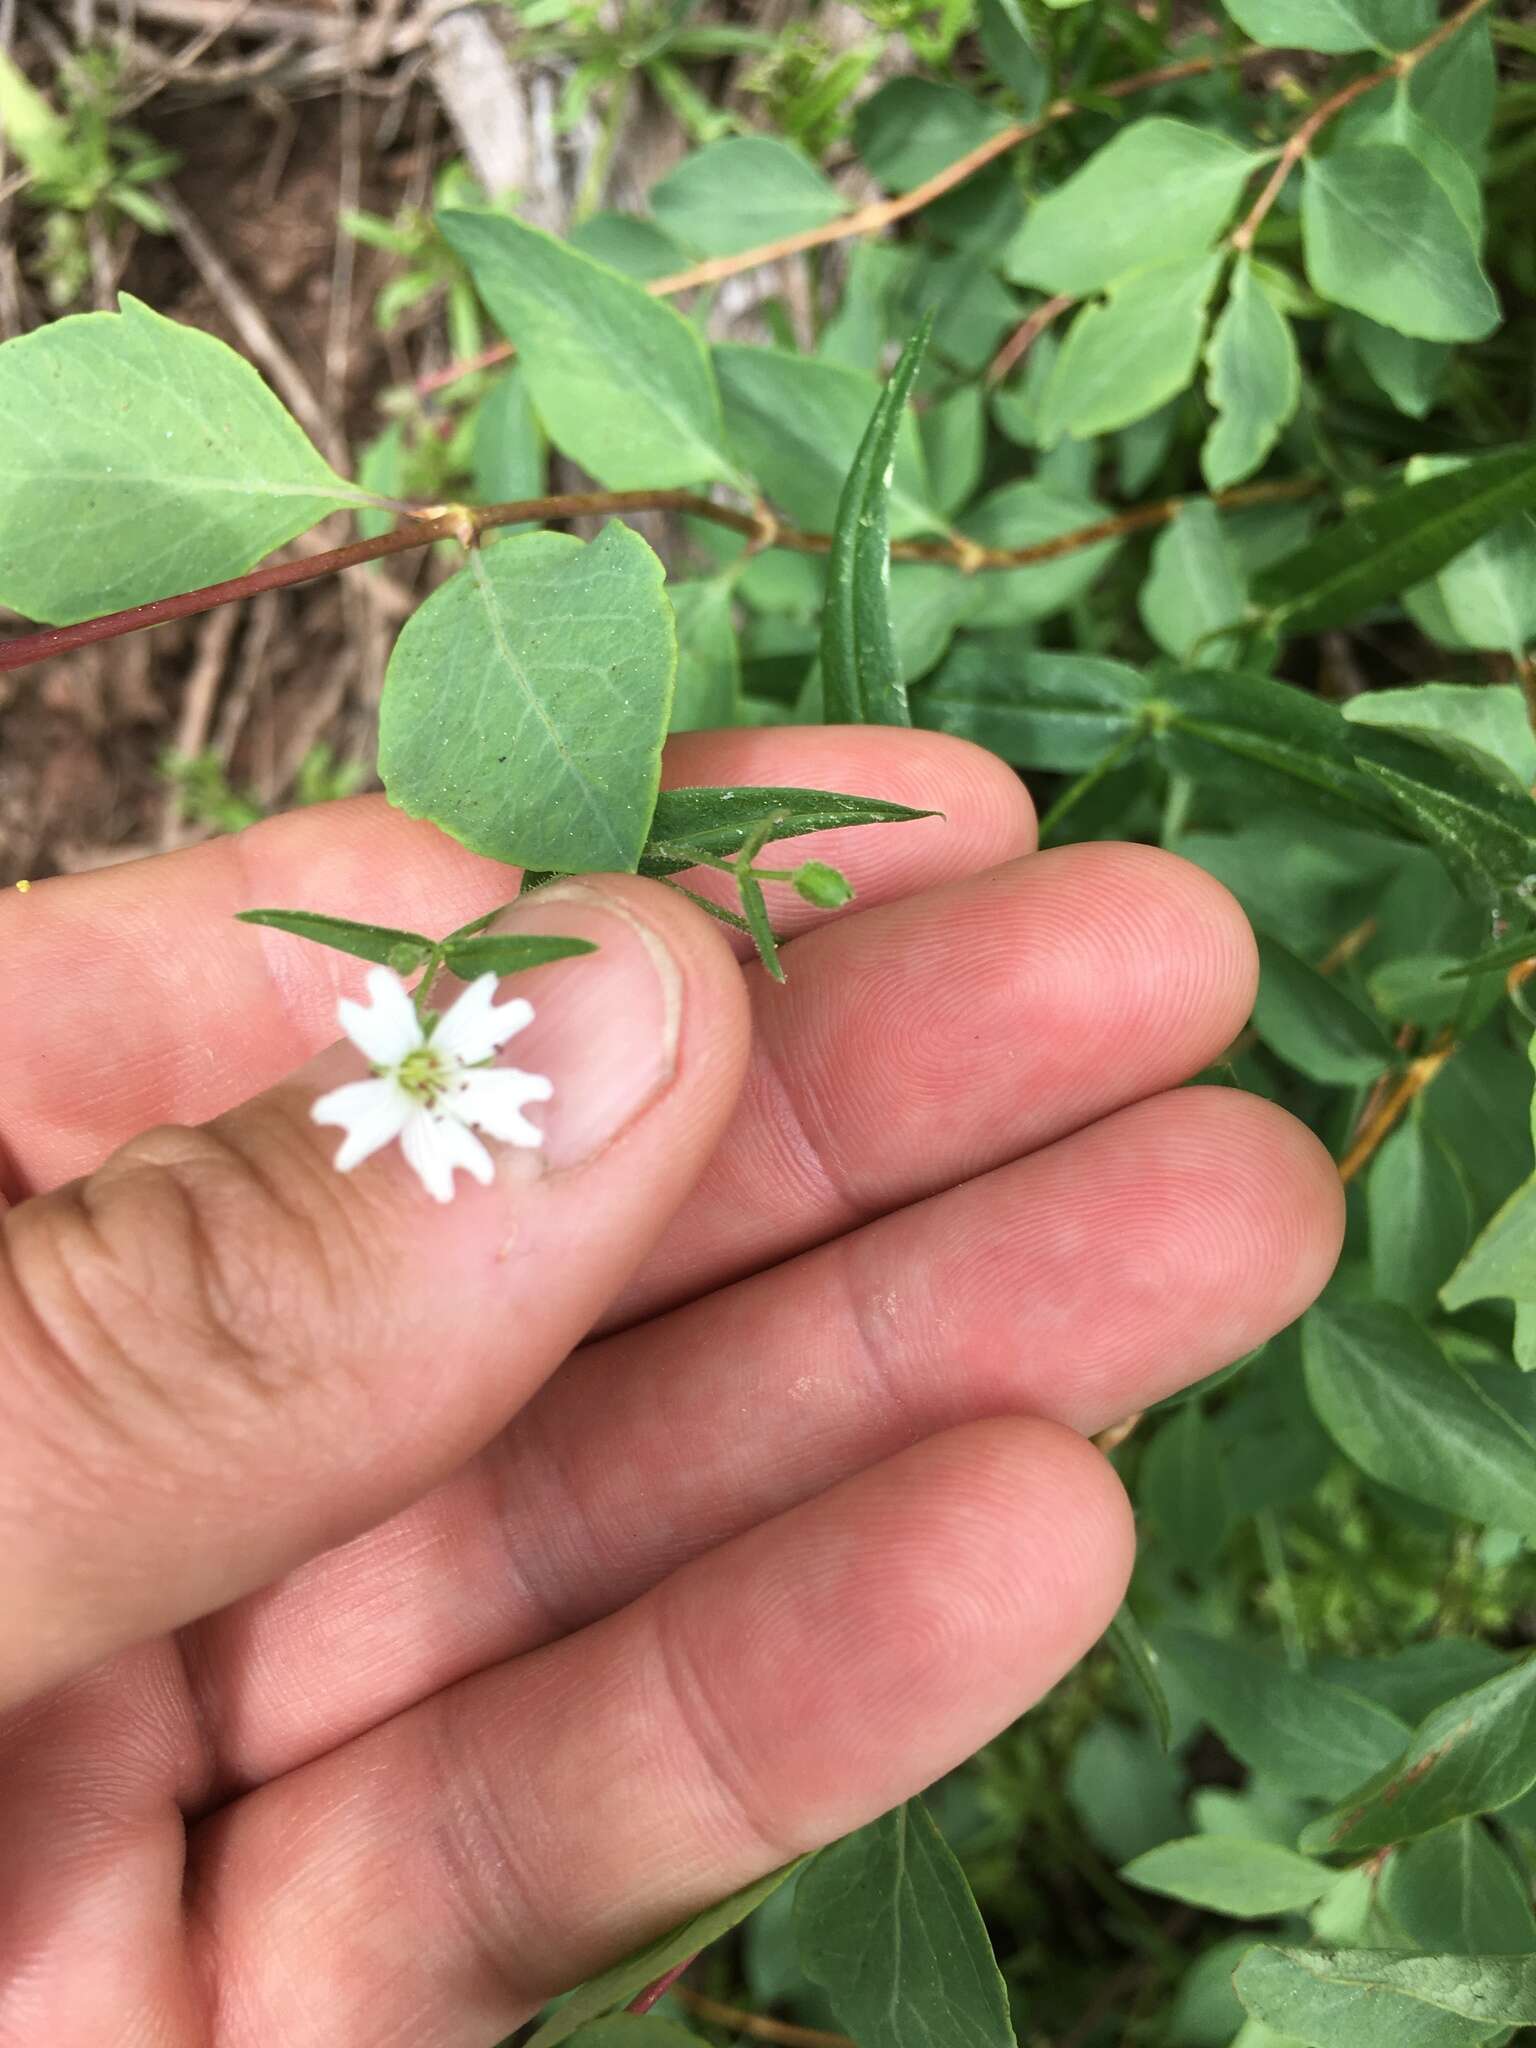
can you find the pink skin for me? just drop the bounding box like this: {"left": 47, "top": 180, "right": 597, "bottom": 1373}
{"left": 0, "top": 727, "right": 1343, "bottom": 2048}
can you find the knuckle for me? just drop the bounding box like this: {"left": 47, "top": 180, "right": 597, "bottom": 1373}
{"left": 1, "top": 1108, "right": 366, "bottom": 1461}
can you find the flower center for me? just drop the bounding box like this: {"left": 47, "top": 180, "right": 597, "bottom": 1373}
{"left": 394, "top": 1045, "right": 454, "bottom": 1105}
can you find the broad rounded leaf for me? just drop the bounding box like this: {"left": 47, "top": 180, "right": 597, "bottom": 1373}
{"left": 1302, "top": 1301, "right": 1536, "bottom": 1536}
{"left": 1301, "top": 1652, "right": 1536, "bottom": 1855}
{"left": 1224, "top": 0, "right": 1435, "bottom": 52}
{"left": 0, "top": 295, "right": 357, "bottom": 625}
{"left": 1237, "top": 1945, "right": 1536, "bottom": 2048}
{"left": 1005, "top": 120, "right": 1264, "bottom": 295}
{"left": 650, "top": 136, "right": 845, "bottom": 256}
{"left": 1301, "top": 146, "right": 1500, "bottom": 345}
{"left": 440, "top": 210, "right": 739, "bottom": 493}
{"left": 796, "top": 1801, "right": 1017, "bottom": 2048}
{"left": 1038, "top": 253, "right": 1224, "bottom": 443}
{"left": 1123, "top": 1838, "right": 1338, "bottom": 1918}
{"left": 1203, "top": 257, "right": 1301, "bottom": 490}
{"left": 379, "top": 525, "right": 676, "bottom": 873}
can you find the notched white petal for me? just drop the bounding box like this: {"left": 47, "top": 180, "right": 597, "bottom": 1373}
{"left": 338, "top": 965, "right": 424, "bottom": 1068}
{"left": 431, "top": 974, "right": 536, "bottom": 1065}
{"left": 453, "top": 1066, "right": 553, "bottom": 1148}
{"left": 311, "top": 1077, "right": 413, "bottom": 1172}
{"left": 400, "top": 1106, "right": 494, "bottom": 1203}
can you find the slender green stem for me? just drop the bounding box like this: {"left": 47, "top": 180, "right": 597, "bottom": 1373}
{"left": 1038, "top": 731, "right": 1145, "bottom": 843}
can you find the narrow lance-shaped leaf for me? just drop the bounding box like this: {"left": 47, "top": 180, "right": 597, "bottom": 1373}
{"left": 1237, "top": 1945, "right": 1536, "bottom": 2048}
{"left": 379, "top": 526, "right": 676, "bottom": 875}
{"left": 637, "top": 787, "right": 938, "bottom": 877}
{"left": 0, "top": 296, "right": 360, "bottom": 626}
{"left": 440, "top": 934, "right": 597, "bottom": 979}
{"left": 526, "top": 1863, "right": 805, "bottom": 2047}
{"left": 236, "top": 909, "right": 436, "bottom": 974}
{"left": 796, "top": 1800, "right": 1018, "bottom": 2048}
{"left": 1255, "top": 443, "right": 1536, "bottom": 636}
{"left": 1108, "top": 1606, "right": 1172, "bottom": 1752}
{"left": 821, "top": 316, "right": 934, "bottom": 727}
{"left": 1357, "top": 757, "right": 1536, "bottom": 909}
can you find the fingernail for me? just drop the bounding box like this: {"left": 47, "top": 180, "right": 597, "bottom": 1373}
{"left": 487, "top": 881, "right": 682, "bottom": 1170}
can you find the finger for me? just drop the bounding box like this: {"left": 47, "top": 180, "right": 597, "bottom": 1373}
{"left": 186, "top": 1086, "right": 1338, "bottom": 1791}
{"left": 604, "top": 838, "right": 1258, "bottom": 1326}
{"left": 188, "top": 1420, "right": 1133, "bottom": 2046}
{"left": 0, "top": 877, "right": 748, "bottom": 1711}
{"left": 0, "top": 727, "right": 1031, "bottom": 1192}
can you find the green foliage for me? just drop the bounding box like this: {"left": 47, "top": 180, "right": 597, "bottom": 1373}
{"left": 795, "top": 1800, "right": 1017, "bottom": 2048}
{"left": 11, "top": 2, "right": 1536, "bottom": 2040}
{"left": 0, "top": 296, "right": 358, "bottom": 625}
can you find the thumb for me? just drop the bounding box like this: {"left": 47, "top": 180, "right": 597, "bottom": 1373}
{"left": 0, "top": 876, "right": 748, "bottom": 1711}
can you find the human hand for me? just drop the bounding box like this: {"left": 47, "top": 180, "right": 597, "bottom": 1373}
{"left": 0, "top": 726, "right": 1342, "bottom": 2046}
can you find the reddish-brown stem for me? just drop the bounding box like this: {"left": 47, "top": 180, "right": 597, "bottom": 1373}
{"left": 1232, "top": 0, "right": 1497, "bottom": 252}
{"left": 673, "top": 1987, "right": 855, "bottom": 2046}
{"left": 987, "top": 291, "right": 1077, "bottom": 387}
{"left": 1338, "top": 1031, "right": 1458, "bottom": 1186}
{"left": 626, "top": 1955, "right": 699, "bottom": 2016}
{"left": 0, "top": 478, "right": 1321, "bottom": 678}
{"left": 413, "top": 52, "right": 1241, "bottom": 400}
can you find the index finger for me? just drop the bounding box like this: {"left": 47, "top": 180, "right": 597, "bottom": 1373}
{"left": 0, "top": 726, "right": 1033, "bottom": 1195}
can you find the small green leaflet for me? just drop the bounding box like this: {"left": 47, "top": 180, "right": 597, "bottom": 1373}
{"left": 1122, "top": 1838, "right": 1338, "bottom": 1919}
{"left": 1301, "top": 145, "right": 1499, "bottom": 345}
{"left": 1236, "top": 1946, "right": 1536, "bottom": 2048}
{"left": 1302, "top": 1302, "right": 1536, "bottom": 1539}
{"left": 1203, "top": 257, "right": 1301, "bottom": 490}
{"left": 1369, "top": 1111, "right": 1474, "bottom": 1319}
{"left": 648, "top": 136, "right": 845, "bottom": 256}
{"left": 1138, "top": 500, "right": 1249, "bottom": 666}
{"left": 1382, "top": 1823, "right": 1536, "bottom": 1957}
{"left": 916, "top": 646, "right": 1151, "bottom": 772}
{"left": 1227, "top": 0, "right": 1435, "bottom": 50}
{"left": 1036, "top": 252, "right": 1225, "bottom": 443}
{"left": 796, "top": 1801, "right": 1018, "bottom": 2048}
{"left": 1255, "top": 443, "right": 1536, "bottom": 634}
{"left": 821, "top": 317, "right": 933, "bottom": 727}
{"left": 439, "top": 210, "right": 740, "bottom": 493}
{"left": 1107, "top": 1606, "right": 1173, "bottom": 1752}
{"left": 565, "top": 2021, "right": 705, "bottom": 2048}
{"left": 1357, "top": 758, "right": 1536, "bottom": 908}
{"left": 637, "top": 786, "right": 937, "bottom": 876}
{"left": 1344, "top": 682, "right": 1536, "bottom": 793}
{"left": 1154, "top": 1629, "right": 1408, "bottom": 1801}
{"left": 0, "top": 295, "right": 358, "bottom": 626}
{"left": 379, "top": 526, "right": 676, "bottom": 875}
{"left": 1302, "top": 1653, "right": 1536, "bottom": 1857}
{"left": 526, "top": 1863, "right": 805, "bottom": 2047}
{"left": 713, "top": 344, "right": 942, "bottom": 538}
{"left": 1252, "top": 932, "right": 1392, "bottom": 1085}
{"left": 565, "top": 2022, "right": 706, "bottom": 2048}
{"left": 1004, "top": 119, "right": 1265, "bottom": 295}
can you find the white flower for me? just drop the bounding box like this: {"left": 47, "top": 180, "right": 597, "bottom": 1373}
{"left": 312, "top": 965, "right": 552, "bottom": 1203}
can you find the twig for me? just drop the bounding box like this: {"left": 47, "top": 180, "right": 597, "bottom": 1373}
{"left": 0, "top": 478, "right": 1321, "bottom": 678}
{"left": 414, "top": 50, "right": 1244, "bottom": 398}
{"left": 1338, "top": 1031, "right": 1458, "bottom": 1186}
{"left": 673, "top": 1987, "right": 854, "bottom": 2047}
{"left": 1232, "top": 0, "right": 1497, "bottom": 252}
{"left": 987, "top": 292, "right": 1075, "bottom": 388}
